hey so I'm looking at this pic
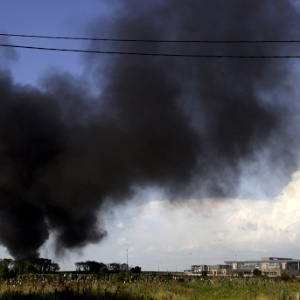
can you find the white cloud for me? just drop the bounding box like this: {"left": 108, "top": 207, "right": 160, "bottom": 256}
{"left": 113, "top": 170, "right": 300, "bottom": 270}
{"left": 116, "top": 222, "right": 125, "bottom": 230}
{"left": 117, "top": 237, "right": 132, "bottom": 246}
{"left": 55, "top": 170, "right": 300, "bottom": 271}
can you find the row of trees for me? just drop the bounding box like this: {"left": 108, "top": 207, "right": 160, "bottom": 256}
{"left": 0, "top": 258, "right": 142, "bottom": 278}
{"left": 75, "top": 261, "right": 141, "bottom": 274}
{"left": 0, "top": 258, "right": 60, "bottom": 278}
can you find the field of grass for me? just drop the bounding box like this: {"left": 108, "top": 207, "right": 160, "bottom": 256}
{"left": 0, "top": 273, "right": 299, "bottom": 299}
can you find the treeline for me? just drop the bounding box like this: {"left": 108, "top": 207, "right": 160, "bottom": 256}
{"left": 0, "top": 258, "right": 59, "bottom": 278}
{"left": 0, "top": 258, "right": 142, "bottom": 278}
{"left": 75, "top": 261, "right": 141, "bottom": 274}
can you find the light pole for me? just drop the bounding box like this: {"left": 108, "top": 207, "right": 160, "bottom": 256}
{"left": 126, "top": 249, "right": 129, "bottom": 269}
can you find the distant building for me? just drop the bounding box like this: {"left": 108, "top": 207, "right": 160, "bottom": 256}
{"left": 209, "top": 264, "right": 232, "bottom": 276}
{"left": 224, "top": 257, "right": 300, "bottom": 277}
{"left": 189, "top": 264, "right": 232, "bottom": 276}
{"left": 189, "top": 257, "right": 300, "bottom": 277}
{"left": 191, "top": 265, "right": 208, "bottom": 274}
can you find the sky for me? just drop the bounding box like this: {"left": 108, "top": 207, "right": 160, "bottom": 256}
{"left": 0, "top": 0, "right": 300, "bottom": 271}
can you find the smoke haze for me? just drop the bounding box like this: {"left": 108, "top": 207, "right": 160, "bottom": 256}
{"left": 0, "top": 0, "right": 299, "bottom": 258}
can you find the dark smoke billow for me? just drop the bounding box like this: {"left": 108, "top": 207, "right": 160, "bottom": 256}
{"left": 0, "top": 0, "right": 299, "bottom": 258}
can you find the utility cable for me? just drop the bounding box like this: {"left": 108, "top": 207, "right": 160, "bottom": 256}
{"left": 0, "top": 43, "right": 299, "bottom": 58}
{"left": 1, "top": 33, "right": 300, "bottom": 44}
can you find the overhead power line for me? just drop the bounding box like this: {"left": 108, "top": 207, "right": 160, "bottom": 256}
{"left": 1, "top": 33, "right": 300, "bottom": 44}
{"left": 0, "top": 43, "right": 300, "bottom": 58}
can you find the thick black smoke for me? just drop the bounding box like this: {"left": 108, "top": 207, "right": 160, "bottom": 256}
{"left": 0, "top": 0, "right": 299, "bottom": 258}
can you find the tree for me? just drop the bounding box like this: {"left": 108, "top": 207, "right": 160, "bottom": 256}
{"left": 33, "top": 258, "right": 54, "bottom": 273}
{"left": 0, "top": 259, "right": 13, "bottom": 278}
{"left": 125, "top": 269, "right": 132, "bottom": 282}
{"left": 98, "top": 263, "right": 108, "bottom": 275}
{"left": 49, "top": 262, "right": 60, "bottom": 272}
{"left": 107, "top": 263, "right": 120, "bottom": 273}
{"left": 75, "top": 262, "right": 88, "bottom": 272}
{"left": 281, "top": 273, "right": 291, "bottom": 281}
{"left": 0, "top": 259, "right": 13, "bottom": 270}
{"left": 9, "top": 258, "right": 59, "bottom": 274}
{"left": 253, "top": 268, "right": 262, "bottom": 277}
{"left": 87, "top": 261, "right": 101, "bottom": 273}
{"left": 0, "top": 265, "right": 9, "bottom": 278}
{"left": 120, "top": 263, "right": 129, "bottom": 271}
{"left": 131, "top": 266, "right": 141, "bottom": 274}
{"left": 75, "top": 261, "right": 106, "bottom": 273}
{"left": 12, "top": 259, "right": 35, "bottom": 274}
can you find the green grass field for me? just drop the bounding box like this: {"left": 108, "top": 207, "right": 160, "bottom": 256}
{"left": 0, "top": 273, "right": 299, "bottom": 299}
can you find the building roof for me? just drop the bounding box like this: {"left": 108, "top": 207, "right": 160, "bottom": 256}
{"left": 225, "top": 257, "right": 300, "bottom": 264}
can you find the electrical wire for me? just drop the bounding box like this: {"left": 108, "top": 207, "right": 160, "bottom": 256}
{"left": 0, "top": 43, "right": 299, "bottom": 58}
{"left": 1, "top": 33, "right": 300, "bottom": 44}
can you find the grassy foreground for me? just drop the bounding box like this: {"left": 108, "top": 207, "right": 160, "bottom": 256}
{"left": 0, "top": 273, "right": 299, "bottom": 299}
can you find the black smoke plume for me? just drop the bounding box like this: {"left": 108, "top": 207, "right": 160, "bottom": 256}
{"left": 0, "top": 0, "right": 299, "bottom": 258}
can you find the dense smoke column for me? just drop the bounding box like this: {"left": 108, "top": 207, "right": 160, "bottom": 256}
{"left": 0, "top": 73, "right": 62, "bottom": 258}
{"left": 0, "top": 0, "right": 299, "bottom": 258}
{"left": 87, "top": 0, "right": 299, "bottom": 196}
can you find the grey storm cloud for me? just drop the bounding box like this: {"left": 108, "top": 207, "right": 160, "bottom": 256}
{"left": 0, "top": 0, "right": 299, "bottom": 258}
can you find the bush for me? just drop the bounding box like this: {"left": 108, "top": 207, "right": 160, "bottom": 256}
{"left": 281, "top": 273, "right": 291, "bottom": 281}
{"left": 253, "top": 269, "right": 262, "bottom": 277}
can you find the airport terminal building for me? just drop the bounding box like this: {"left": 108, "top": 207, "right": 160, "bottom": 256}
{"left": 224, "top": 257, "right": 300, "bottom": 277}
{"left": 190, "top": 257, "right": 300, "bottom": 277}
